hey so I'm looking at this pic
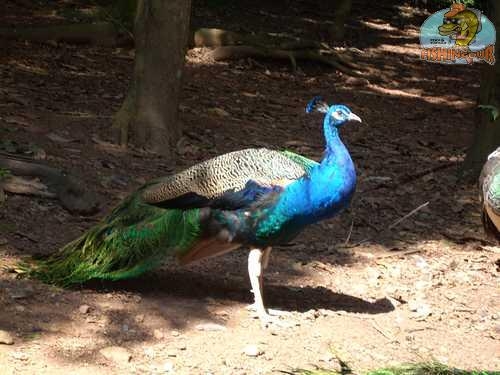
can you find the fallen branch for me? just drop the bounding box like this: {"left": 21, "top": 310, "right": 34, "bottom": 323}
{"left": 191, "top": 28, "right": 322, "bottom": 49}
{"left": 211, "top": 45, "right": 360, "bottom": 75}
{"left": 0, "top": 154, "right": 100, "bottom": 215}
{"left": 1, "top": 176, "right": 55, "bottom": 198}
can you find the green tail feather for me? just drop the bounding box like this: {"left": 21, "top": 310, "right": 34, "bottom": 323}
{"left": 20, "top": 193, "right": 202, "bottom": 286}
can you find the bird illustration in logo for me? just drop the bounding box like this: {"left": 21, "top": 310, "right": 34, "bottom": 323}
{"left": 438, "top": 3, "right": 482, "bottom": 47}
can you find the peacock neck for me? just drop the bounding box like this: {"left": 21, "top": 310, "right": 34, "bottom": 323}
{"left": 253, "top": 118, "right": 356, "bottom": 243}
{"left": 322, "top": 117, "right": 352, "bottom": 170}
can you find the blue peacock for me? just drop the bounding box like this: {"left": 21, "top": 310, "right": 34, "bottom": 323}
{"left": 22, "top": 97, "right": 361, "bottom": 325}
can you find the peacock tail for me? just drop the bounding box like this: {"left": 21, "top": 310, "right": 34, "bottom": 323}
{"left": 23, "top": 192, "right": 202, "bottom": 286}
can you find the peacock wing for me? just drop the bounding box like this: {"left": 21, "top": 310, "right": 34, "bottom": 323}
{"left": 141, "top": 148, "right": 316, "bottom": 210}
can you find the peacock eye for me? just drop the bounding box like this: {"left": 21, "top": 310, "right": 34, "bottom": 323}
{"left": 336, "top": 110, "right": 342, "bottom": 116}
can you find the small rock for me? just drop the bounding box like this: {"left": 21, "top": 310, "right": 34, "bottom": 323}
{"left": 47, "top": 132, "right": 77, "bottom": 143}
{"left": 195, "top": 323, "right": 226, "bottom": 332}
{"left": 99, "top": 346, "right": 132, "bottom": 364}
{"left": 15, "top": 305, "right": 25, "bottom": 312}
{"left": 163, "top": 361, "right": 174, "bottom": 373}
{"left": 79, "top": 304, "right": 90, "bottom": 314}
{"left": 414, "top": 256, "right": 430, "bottom": 271}
{"left": 144, "top": 347, "right": 155, "bottom": 358}
{"left": 414, "top": 304, "right": 432, "bottom": 320}
{"left": 153, "top": 329, "right": 164, "bottom": 340}
{"left": 171, "top": 330, "right": 180, "bottom": 337}
{"left": 135, "top": 314, "right": 145, "bottom": 323}
{"left": 243, "top": 344, "right": 263, "bottom": 357}
{"left": 0, "top": 330, "right": 14, "bottom": 345}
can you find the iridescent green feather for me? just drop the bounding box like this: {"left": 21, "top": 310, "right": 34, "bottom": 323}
{"left": 21, "top": 193, "right": 201, "bottom": 286}
{"left": 280, "top": 150, "right": 319, "bottom": 174}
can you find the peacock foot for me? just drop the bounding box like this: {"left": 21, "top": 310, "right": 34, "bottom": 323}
{"left": 246, "top": 304, "right": 293, "bottom": 328}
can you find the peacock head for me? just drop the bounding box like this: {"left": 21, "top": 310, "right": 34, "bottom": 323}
{"left": 306, "top": 96, "right": 362, "bottom": 128}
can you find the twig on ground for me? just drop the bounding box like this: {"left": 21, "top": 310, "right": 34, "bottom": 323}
{"left": 343, "top": 201, "right": 430, "bottom": 248}
{"left": 361, "top": 161, "right": 458, "bottom": 193}
{"left": 372, "top": 249, "right": 423, "bottom": 259}
{"left": 14, "top": 231, "right": 38, "bottom": 243}
{"left": 343, "top": 218, "right": 354, "bottom": 246}
{"left": 370, "top": 320, "right": 396, "bottom": 341}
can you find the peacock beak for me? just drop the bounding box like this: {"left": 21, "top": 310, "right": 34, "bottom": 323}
{"left": 348, "top": 113, "right": 362, "bottom": 123}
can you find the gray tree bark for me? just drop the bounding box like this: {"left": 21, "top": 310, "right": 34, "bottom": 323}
{"left": 462, "top": 0, "right": 500, "bottom": 179}
{"left": 113, "top": 0, "right": 192, "bottom": 157}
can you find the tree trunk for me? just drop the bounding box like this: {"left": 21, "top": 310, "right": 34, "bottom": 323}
{"left": 462, "top": 0, "right": 500, "bottom": 179}
{"left": 113, "top": 0, "right": 192, "bottom": 157}
{"left": 328, "top": 0, "right": 352, "bottom": 42}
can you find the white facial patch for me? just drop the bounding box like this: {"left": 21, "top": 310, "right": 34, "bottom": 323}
{"left": 332, "top": 111, "right": 344, "bottom": 121}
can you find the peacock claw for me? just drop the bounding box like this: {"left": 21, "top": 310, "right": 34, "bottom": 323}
{"left": 246, "top": 303, "right": 290, "bottom": 315}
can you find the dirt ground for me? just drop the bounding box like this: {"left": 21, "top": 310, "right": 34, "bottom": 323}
{"left": 0, "top": 1, "right": 499, "bottom": 374}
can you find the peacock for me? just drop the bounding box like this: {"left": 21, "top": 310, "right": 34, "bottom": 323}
{"left": 21, "top": 97, "right": 361, "bottom": 325}
{"left": 479, "top": 147, "right": 500, "bottom": 242}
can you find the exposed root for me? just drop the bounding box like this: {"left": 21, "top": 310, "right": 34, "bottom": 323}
{"left": 0, "top": 154, "right": 100, "bottom": 215}
{"left": 211, "top": 45, "right": 361, "bottom": 76}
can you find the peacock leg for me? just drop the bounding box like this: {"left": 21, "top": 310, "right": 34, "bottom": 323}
{"left": 248, "top": 248, "right": 267, "bottom": 320}
{"left": 259, "top": 246, "right": 272, "bottom": 292}
{"left": 247, "top": 247, "right": 288, "bottom": 326}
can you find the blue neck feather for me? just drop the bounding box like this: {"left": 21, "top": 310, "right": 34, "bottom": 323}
{"left": 255, "top": 108, "right": 356, "bottom": 241}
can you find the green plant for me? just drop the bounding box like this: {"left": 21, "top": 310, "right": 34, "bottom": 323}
{"left": 287, "top": 362, "right": 499, "bottom": 375}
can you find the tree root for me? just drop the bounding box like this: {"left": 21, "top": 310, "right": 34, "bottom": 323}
{"left": 211, "top": 45, "right": 361, "bottom": 76}
{"left": 1, "top": 176, "right": 56, "bottom": 198}
{"left": 0, "top": 24, "right": 361, "bottom": 75}
{"left": 0, "top": 154, "right": 100, "bottom": 215}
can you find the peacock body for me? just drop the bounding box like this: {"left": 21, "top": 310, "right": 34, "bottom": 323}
{"left": 24, "top": 97, "right": 361, "bottom": 325}
{"left": 480, "top": 147, "right": 500, "bottom": 241}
